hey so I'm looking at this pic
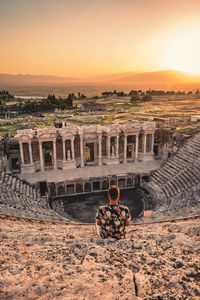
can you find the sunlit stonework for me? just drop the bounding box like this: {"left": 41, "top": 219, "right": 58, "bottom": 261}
{"left": 15, "top": 122, "right": 156, "bottom": 174}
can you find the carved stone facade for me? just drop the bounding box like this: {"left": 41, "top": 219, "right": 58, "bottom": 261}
{"left": 48, "top": 173, "right": 140, "bottom": 197}
{"left": 15, "top": 122, "right": 156, "bottom": 174}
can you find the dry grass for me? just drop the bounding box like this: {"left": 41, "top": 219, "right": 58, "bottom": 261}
{"left": 1, "top": 95, "right": 200, "bottom": 135}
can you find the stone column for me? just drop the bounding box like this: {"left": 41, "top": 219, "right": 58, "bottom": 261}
{"left": 116, "top": 135, "right": 119, "bottom": 157}
{"left": 28, "top": 141, "right": 33, "bottom": 164}
{"left": 53, "top": 140, "right": 57, "bottom": 169}
{"left": 62, "top": 139, "right": 66, "bottom": 161}
{"left": 135, "top": 134, "right": 139, "bottom": 161}
{"left": 124, "top": 134, "right": 127, "bottom": 163}
{"left": 151, "top": 133, "right": 154, "bottom": 153}
{"left": 71, "top": 137, "right": 75, "bottom": 161}
{"left": 80, "top": 134, "right": 84, "bottom": 167}
{"left": 19, "top": 141, "right": 25, "bottom": 165}
{"left": 98, "top": 134, "right": 102, "bottom": 166}
{"left": 107, "top": 136, "right": 110, "bottom": 158}
{"left": 39, "top": 141, "right": 44, "bottom": 171}
{"left": 143, "top": 133, "right": 147, "bottom": 154}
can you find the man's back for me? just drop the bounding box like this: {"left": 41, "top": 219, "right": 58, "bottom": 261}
{"left": 96, "top": 204, "right": 131, "bottom": 239}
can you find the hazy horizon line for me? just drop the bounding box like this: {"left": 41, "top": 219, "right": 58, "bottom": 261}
{"left": 1, "top": 68, "right": 200, "bottom": 78}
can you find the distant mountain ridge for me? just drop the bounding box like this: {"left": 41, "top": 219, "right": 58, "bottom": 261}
{"left": 0, "top": 74, "right": 84, "bottom": 85}
{"left": 87, "top": 72, "right": 140, "bottom": 82}
{"left": 113, "top": 70, "right": 200, "bottom": 84}
{"left": 0, "top": 70, "right": 200, "bottom": 90}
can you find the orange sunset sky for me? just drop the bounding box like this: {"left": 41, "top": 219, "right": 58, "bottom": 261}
{"left": 0, "top": 0, "right": 200, "bottom": 77}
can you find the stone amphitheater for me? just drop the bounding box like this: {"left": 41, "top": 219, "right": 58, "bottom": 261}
{"left": 146, "top": 132, "right": 200, "bottom": 218}
{"left": 0, "top": 132, "right": 200, "bottom": 299}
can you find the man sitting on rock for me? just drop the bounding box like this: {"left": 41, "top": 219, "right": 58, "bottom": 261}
{"left": 96, "top": 185, "right": 131, "bottom": 239}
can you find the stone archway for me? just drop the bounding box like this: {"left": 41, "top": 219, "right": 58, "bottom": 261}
{"left": 85, "top": 143, "right": 95, "bottom": 163}
{"left": 42, "top": 141, "right": 53, "bottom": 168}
{"left": 57, "top": 185, "right": 65, "bottom": 196}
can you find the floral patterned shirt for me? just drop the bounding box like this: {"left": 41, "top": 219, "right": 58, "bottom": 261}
{"left": 96, "top": 204, "right": 131, "bottom": 239}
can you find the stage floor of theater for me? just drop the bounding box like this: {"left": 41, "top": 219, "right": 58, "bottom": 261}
{"left": 19, "top": 160, "right": 162, "bottom": 184}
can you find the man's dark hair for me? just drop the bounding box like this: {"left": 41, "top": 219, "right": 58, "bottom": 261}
{"left": 108, "top": 185, "right": 119, "bottom": 201}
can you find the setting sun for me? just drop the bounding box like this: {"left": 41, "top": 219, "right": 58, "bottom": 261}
{"left": 1, "top": 0, "right": 200, "bottom": 77}
{"left": 166, "top": 27, "right": 200, "bottom": 75}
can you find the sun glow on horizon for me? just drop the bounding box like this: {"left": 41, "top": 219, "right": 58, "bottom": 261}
{"left": 166, "top": 27, "right": 200, "bottom": 75}
{"left": 1, "top": 1, "right": 200, "bottom": 77}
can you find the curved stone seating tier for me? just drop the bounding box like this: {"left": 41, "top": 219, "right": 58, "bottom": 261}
{"left": 149, "top": 132, "right": 200, "bottom": 200}
{"left": 0, "top": 203, "right": 66, "bottom": 222}
{"left": 0, "top": 172, "right": 67, "bottom": 222}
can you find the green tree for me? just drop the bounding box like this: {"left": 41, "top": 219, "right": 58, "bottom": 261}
{"left": 130, "top": 94, "right": 140, "bottom": 102}
{"left": 66, "top": 94, "right": 73, "bottom": 107}
{"left": 141, "top": 94, "right": 152, "bottom": 102}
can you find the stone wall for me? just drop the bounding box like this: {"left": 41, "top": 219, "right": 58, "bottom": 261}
{"left": 14, "top": 123, "right": 156, "bottom": 174}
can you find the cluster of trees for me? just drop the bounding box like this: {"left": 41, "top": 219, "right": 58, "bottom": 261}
{"left": 78, "top": 92, "right": 86, "bottom": 99}
{"left": 0, "top": 90, "right": 14, "bottom": 113}
{"left": 129, "top": 88, "right": 200, "bottom": 103}
{"left": 145, "top": 89, "right": 200, "bottom": 96}
{"left": 0, "top": 90, "right": 81, "bottom": 114}
{"left": 0, "top": 102, "right": 3, "bottom": 113}
{"left": 130, "top": 92, "right": 152, "bottom": 102}
{"left": 100, "top": 89, "right": 153, "bottom": 102}
{"left": 101, "top": 88, "right": 200, "bottom": 99}
{"left": 23, "top": 93, "right": 76, "bottom": 113}
{"left": 0, "top": 87, "right": 199, "bottom": 115}
{"left": 101, "top": 90, "right": 127, "bottom": 97}
{"left": 121, "top": 88, "right": 200, "bottom": 103}
{"left": 0, "top": 90, "right": 14, "bottom": 101}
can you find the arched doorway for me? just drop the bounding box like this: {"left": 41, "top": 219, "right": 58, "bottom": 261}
{"left": 85, "top": 143, "right": 94, "bottom": 164}
{"left": 42, "top": 141, "right": 53, "bottom": 168}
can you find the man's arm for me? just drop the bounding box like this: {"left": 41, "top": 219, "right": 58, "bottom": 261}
{"left": 96, "top": 208, "right": 102, "bottom": 226}
{"left": 96, "top": 210, "right": 102, "bottom": 238}
{"left": 125, "top": 208, "right": 131, "bottom": 226}
{"left": 125, "top": 219, "right": 130, "bottom": 226}
{"left": 96, "top": 219, "right": 101, "bottom": 226}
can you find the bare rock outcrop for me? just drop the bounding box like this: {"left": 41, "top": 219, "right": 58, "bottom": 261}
{"left": 0, "top": 216, "right": 199, "bottom": 299}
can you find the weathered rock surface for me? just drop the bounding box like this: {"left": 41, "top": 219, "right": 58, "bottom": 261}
{"left": 0, "top": 216, "right": 199, "bottom": 300}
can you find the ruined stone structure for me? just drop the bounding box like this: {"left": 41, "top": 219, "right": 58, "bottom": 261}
{"left": 0, "top": 172, "right": 66, "bottom": 221}
{"left": 0, "top": 130, "right": 200, "bottom": 225}
{"left": 48, "top": 171, "right": 141, "bottom": 198}
{"left": 15, "top": 122, "right": 156, "bottom": 174}
{"left": 153, "top": 128, "right": 175, "bottom": 160}
{"left": 146, "top": 132, "right": 200, "bottom": 209}
{"left": 4, "top": 138, "right": 20, "bottom": 173}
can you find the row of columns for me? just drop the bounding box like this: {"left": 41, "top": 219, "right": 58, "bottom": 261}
{"left": 17, "top": 140, "right": 58, "bottom": 172}
{"left": 143, "top": 133, "right": 154, "bottom": 154}
{"left": 19, "top": 132, "right": 154, "bottom": 170}
{"left": 19, "top": 141, "right": 34, "bottom": 166}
